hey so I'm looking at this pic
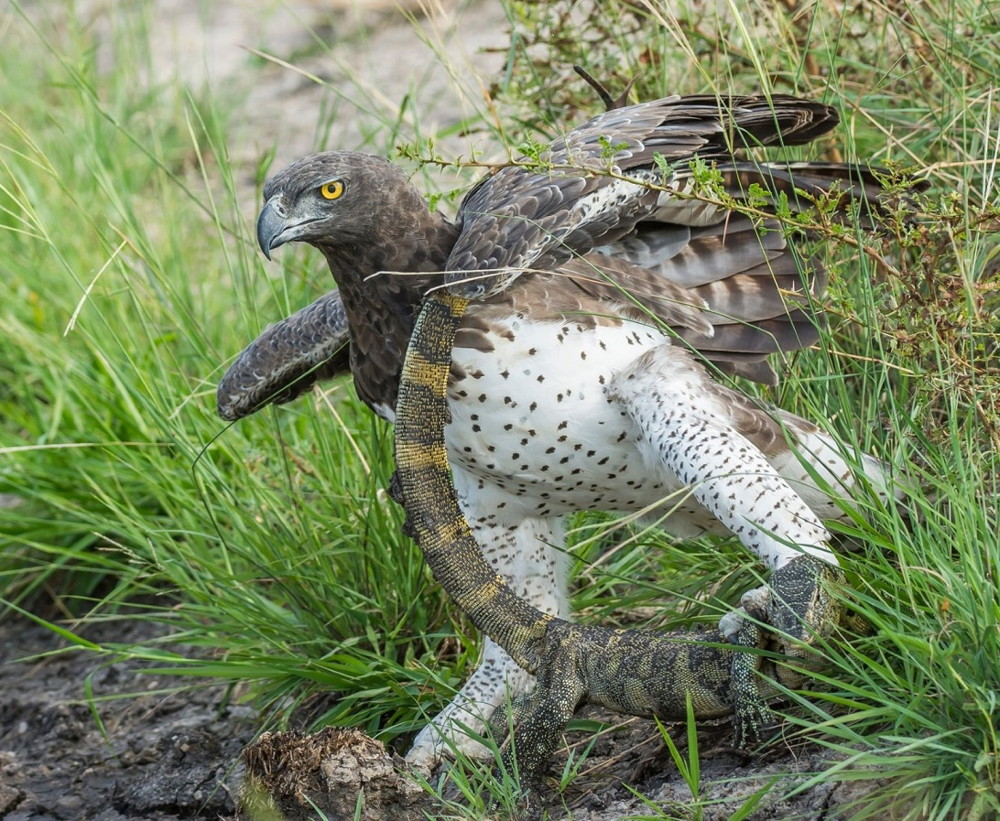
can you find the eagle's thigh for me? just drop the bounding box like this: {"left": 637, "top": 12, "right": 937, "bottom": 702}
{"left": 453, "top": 468, "right": 571, "bottom": 617}
{"left": 607, "top": 344, "right": 835, "bottom": 570}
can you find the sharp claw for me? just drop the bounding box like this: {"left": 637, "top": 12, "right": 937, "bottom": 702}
{"left": 719, "top": 608, "right": 747, "bottom": 644}
{"left": 740, "top": 584, "right": 773, "bottom": 619}
{"left": 733, "top": 699, "right": 778, "bottom": 749}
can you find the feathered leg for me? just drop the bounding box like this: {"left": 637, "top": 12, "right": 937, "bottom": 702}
{"left": 406, "top": 475, "right": 568, "bottom": 771}
{"left": 606, "top": 342, "right": 849, "bottom": 731}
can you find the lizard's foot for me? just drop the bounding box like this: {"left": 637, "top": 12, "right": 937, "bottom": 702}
{"left": 405, "top": 646, "right": 534, "bottom": 773}
{"left": 732, "top": 689, "right": 777, "bottom": 749}
{"left": 725, "top": 596, "right": 778, "bottom": 748}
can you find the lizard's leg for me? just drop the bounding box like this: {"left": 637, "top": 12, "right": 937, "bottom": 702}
{"left": 406, "top": 474, "right": 569, "bottom": 771}
{"left": 497, "top": 674, "right": 583, "bottom": 790}
{"left": 726, "top": 587, "right": 780, "bottom": 746}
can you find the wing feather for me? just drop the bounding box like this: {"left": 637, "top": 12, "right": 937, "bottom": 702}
{"left": 445, "top": 96, "right": 840, "bottom": 296}
{"left": 217, "top": 290, "right": 350, "bottom": 421}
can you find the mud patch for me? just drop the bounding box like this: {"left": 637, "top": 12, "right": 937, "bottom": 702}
{"left": 0, "top": 617, "right": 253, "bottom": 821}
{"left": 0, "top": 615, "right": 883, "bottom": 820}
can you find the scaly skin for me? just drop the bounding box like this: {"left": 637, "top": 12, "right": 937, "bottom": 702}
{"left": 393, "top": 292, "right": 858, "bottom": 788}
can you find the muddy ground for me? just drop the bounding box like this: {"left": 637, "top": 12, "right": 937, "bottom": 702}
{"left": 0, "top": 617, "right": 253, "bottom": 821}
{"left": 3, "top": 2, "right": 886, "bottom": 819}
{"left": 0, "top": 613, "right": 883, "bottom": 821}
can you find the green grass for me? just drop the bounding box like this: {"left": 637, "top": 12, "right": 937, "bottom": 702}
{"left": 1, "top": 0, "right": 998, "bottom": 818}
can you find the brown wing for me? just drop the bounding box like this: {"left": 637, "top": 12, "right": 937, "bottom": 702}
{"left": 566, "top": 214, "right": 822, "bottom": 385}
{"left": 217, "top": 290, "right": 350, "bottom": 421}
{"left": 531, "top": 155, "right": 906, "bottom": 384}
{"left": 444, "top": 95, "right": 839, "bottom": 296}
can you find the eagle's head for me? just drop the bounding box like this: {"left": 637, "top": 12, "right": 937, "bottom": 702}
{"left": 256, "top": 151, "right": 424, "bottom": 260}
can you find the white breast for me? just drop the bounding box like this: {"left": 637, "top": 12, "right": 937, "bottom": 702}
{"left": 445, "top": 316, "right": 696, "bottom": 519}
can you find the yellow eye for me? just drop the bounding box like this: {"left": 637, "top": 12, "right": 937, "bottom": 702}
{"left": 319, "top": 180, "right": 345, "bottom": 200}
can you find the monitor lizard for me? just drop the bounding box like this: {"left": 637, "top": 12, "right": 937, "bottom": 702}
{"left": 391, "top": 290, "right": 864, "bottom": 788}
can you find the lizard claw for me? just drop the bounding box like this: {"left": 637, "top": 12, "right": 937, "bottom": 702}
{"left": 732, "top": 694, "right": 777, "bottom": 749}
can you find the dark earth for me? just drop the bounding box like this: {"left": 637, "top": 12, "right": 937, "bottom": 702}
{"left": 0, "top": 617, "right": 253, "bottom": 821}
{"left": 0, "top": 613, "right": 885, "bottom": 820}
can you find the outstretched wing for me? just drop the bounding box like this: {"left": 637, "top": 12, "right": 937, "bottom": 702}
{"left": 445, "top": 95, "right": 839, "bottom": 297}
{"left": 217, "top": 290, "right": 350, "bottom": 421}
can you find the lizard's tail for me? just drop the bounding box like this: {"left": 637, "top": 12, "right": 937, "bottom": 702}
{"left": 393, "top": 293, "right": 552, "bottom": 673}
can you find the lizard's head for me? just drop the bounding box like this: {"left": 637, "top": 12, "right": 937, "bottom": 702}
{"left": 767, "top": 555, "right": 850, "bottom": 672}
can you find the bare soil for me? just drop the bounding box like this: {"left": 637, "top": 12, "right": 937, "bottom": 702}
{"left": 0, "top": 617, "right": 253, "bottom": 821}
{"left": 1, "top": 2, "right": 885, "bottom": 819}
{"left": 0, "top": 612, "right": 882, "bottom": 821}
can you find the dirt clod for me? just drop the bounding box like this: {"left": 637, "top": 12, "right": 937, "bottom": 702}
{"left": 239, "top": 727, "right": 427, "bottom": 821}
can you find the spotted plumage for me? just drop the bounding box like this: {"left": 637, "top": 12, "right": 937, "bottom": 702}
{"left": 225, "top": 93, "right": 899, "bottom": 769}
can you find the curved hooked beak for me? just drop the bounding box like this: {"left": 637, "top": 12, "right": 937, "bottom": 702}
{"left": 257, "top": 197, "right": 290, "bottom": 261}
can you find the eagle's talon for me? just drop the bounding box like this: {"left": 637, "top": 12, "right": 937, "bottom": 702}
{"left": 767, "top": 555, "right": 844, "bottom": 657}
{"left": 719, "top": 607, "right": 748, "bottom": 644}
